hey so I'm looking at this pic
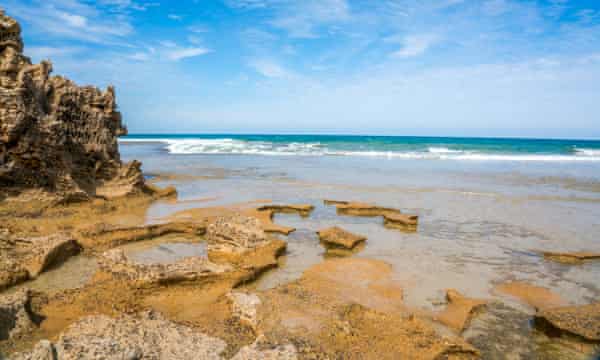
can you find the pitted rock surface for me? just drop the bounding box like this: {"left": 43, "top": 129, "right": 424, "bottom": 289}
{"left": 12, "top": 312, "right": 228, "bottom": 360}
{"left": 99, "top": 249, "right": 232, "bottom": 286}
{"left": 206, "top": 215, "right": 270, "bottom": 254}
{"left": 0, "top": 289, "right": 35, "bottom": 341}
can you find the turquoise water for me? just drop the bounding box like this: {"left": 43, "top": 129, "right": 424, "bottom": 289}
{"left": 121, "top": 134, "right": 600, "bottom": 161}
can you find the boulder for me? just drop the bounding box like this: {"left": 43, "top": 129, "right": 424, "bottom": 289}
{"left": 317, "top": 227, "right": 366, "bottom": 250}
{"left": 0, "top": 289, "right": 35, "bottom": 341}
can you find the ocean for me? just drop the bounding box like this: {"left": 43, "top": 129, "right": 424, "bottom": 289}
{"left": 120, "top": 134, "right": 600, "bottom": 161}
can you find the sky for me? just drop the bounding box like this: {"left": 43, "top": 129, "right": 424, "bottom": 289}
{"left": 3, "top": 0, "right": 600, "bottom": 138}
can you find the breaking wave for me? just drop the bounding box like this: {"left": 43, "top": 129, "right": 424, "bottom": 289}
{"left": 119, "top": 138, "right": 600, "bottom": 162}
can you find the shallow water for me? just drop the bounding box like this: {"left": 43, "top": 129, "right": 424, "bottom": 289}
{"left": 120, "top": 144, "right": 600, "bottom": 307}
{"left": 118, "top": 142, "right": 600, "bottom": 357}
{"left": 117, "top": 234, "right": 207, "bottom": 265}
{"left": 9, "top": 256, "right": 98, "bottom": 296}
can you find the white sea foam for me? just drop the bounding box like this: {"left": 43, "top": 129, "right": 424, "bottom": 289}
{"left": 119, "top": 138, "right": 600, "bottom": 162}
{"left": 427, "top": 147, "right": 463, "bottom": 154}
{"left": 575, "top": 148, "right": 600, "bottom": 157}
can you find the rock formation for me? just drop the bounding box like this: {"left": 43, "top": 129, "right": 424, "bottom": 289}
{"left": 0, "top": 8, "right": 151, "bottom": 200}
{"left": 317, "top": 226, "right": 366, "bottom": 255}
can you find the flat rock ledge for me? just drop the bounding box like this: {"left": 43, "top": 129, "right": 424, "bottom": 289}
{"left": 324, "top": 200, "right": 401, "bottom": 217}
{"left": 324, "top": 200, "right": 419, "bottom": 231}
{"left": 77, "top": 221, "right": 206, "bottom": 250}
{"left": 383, "top": 213, "right": 419, "bottom": 231}
{"left": 535, "top": 302, "right": 600, "bottom": 342}
{"left": 256, "top": 204, "right": 314, "bottom": 218}
{"left": 541, "top": 251, "right": 600, "bottom": 265}
{"left": 99, "top": 249, "right": 232, "bottom": 287}
{"left": 317, "top": 227, "right": 366, "bottom": 251}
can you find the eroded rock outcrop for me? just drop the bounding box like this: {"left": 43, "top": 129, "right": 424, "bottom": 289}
{"left": 0, "top": 9, "right": 152, "bottom": 200}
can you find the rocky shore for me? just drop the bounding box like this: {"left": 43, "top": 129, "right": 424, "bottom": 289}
{"left": 1, "top": 7, "right": 599, "bottom": 360}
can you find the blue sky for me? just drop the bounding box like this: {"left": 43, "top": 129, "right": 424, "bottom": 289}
{"left": 4, "top": 0, "right": 600, "bottom": 137}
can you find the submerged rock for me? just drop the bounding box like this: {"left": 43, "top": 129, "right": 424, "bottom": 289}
{"left": 317, "top": 226, "right": 366, "bottom": 250}
{"left": 541, "top": 251, "right": 600, "bottom": 265}
{"left": 434, "top": 289, "right": 487, "bottom": 333}
{"left": 0, "top": 9, "right": 155, "bottom": 200}
{"left": 494, "top": 281, "right": 567, "bottom": 311}
{"left": 0, "top": 289, "right": 35, "bottom": 341}
{"left": 536, "top": 302, "right": 600, "bottom": 342}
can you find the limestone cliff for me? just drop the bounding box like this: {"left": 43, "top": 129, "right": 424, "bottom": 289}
{"left": 0, "top": 8, "right": 148, "bottom": 200}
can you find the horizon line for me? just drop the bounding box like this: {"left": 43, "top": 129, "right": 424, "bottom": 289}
{"left": 123, "top": 132, "right": 600, "bottom": 142}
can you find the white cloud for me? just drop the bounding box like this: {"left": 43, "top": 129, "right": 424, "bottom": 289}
{"left": 5, "top": 0, "right": 133, "bottom": 44}
{"left": 391, "top": 34, "right": 440, "bottom": 58}
{"left": 127, "top": 52, "right": 151, "bottom": 62}
{"left": 249, "top": 59, "right": 290, "bottom": 78}
{"left": 226, "top": 0, "right": 351, "bottom": 39}
{"left": 168, "top": 14, "right": 183, "bottom": 21}
{"left": 166, "top": 47, "right": 211, "bottom": 61}
{"left": 57, "top": 12, "right": 88, "bottom": 28}
{"left": 26, "top": 46, "right": 83, "bottom": 60}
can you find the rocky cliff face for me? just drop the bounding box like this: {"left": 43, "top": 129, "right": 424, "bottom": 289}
{"left": 0, "top": 8, "right": 145, "bottom": 200}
